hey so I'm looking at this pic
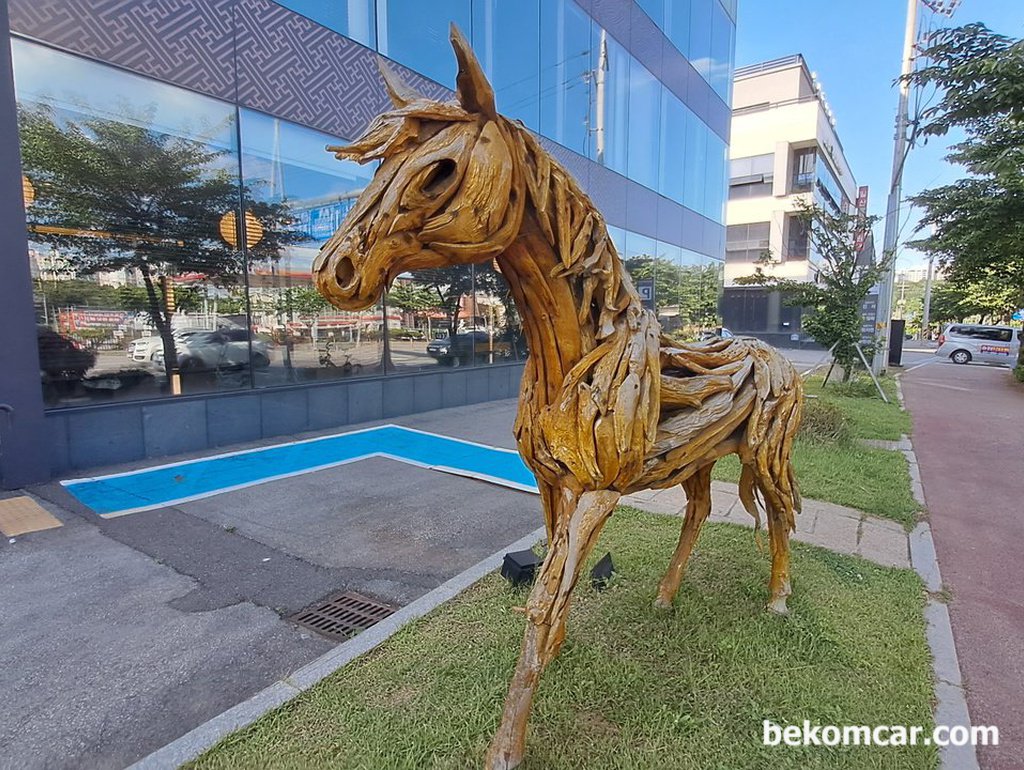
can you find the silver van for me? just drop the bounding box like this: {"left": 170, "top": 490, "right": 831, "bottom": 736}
{"left": 936, "top": 323, "right": 1021, "bottom": 366}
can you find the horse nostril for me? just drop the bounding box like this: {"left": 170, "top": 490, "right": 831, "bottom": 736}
{"left": 335, "top": 256, "right": 355, "bottom": 287}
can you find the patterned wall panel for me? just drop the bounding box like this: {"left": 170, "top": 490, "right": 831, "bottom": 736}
{"left": 235, "top": 0, "right": 449, "bottom": 141}
{"left": 9, "top": 0, "right": 237, "bottom": 101}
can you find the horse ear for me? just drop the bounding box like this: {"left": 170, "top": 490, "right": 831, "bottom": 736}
{"left": 378, "top": 57, "right": 423, "bottom": 108}
{"left": 450, "top": 23, "right": 497, "bottom": 119}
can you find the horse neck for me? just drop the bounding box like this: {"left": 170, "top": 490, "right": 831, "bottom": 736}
{"left": 495, "top": 207, "right": 642, "bottom": 407}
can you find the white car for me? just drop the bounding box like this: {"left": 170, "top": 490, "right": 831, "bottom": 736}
{"left": 152, "top": 328, "right": 271, "bottom": 372}
{"left": 935, "top": 323, "right": 1021, "bottom": 366}
{"left": 127, "top": 329, "right": 203, "bottom": 363}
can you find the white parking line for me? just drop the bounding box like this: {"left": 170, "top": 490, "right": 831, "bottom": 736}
{"left": 904, "top": 359, "right": 937, "bottom": 374}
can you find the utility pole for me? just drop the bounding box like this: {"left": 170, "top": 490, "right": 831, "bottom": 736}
{"left": 873, "top": 0, "right": 919, "bottom": 374}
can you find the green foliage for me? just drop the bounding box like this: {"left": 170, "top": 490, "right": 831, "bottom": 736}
{"left": 19, "top": 105, "right": 302, "bottom": 377}
{"left": 906, "top": 24, "right": 1024, "bottom": 367}
{"left": 798, "top": 399, "right": 852, "bottom": 445}
{"left": 386, "top": 281, "right": 438, "bottom": 313}
{"left": 622, "top": 255, "right": 719, "bottom": 324}
{"left": 189, "top": 511, "right": 934, "bottom": 770}
{"left": 1014, "top": 365, "right": 1024, "bottom": 384}
{"left": 409, "top": 263, "right": 504, "bottom": 337}
{"left": 736, "top": 201, "right": 891, "bottom": 379}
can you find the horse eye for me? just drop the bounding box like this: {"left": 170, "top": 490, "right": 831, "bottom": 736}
{"left": 422, "top": 158, "right": 456, "bottom": 194}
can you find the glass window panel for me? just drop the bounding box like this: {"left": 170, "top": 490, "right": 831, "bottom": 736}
{"left": 239, "top": 109, "right": 384, "bottom": 383}
{"left": 473, "top": 0, "right": 541, "bottom": 130}
{"left": 14, "top": 39, "right": 253, "bottom": 406}
{"left": 539, "top": 0, "right": 594, "bottom": 157}
{"left": 709, "top": 0, "right": 734, "bottom": 100}
{"left": 376, "top": 0, "right": 471, "bottom": 86}
{"left": 705, "top": 132, "right": 727, "bottom": 223}
{"left": 659, "top": 91, "right": 687, "bottom": 204}
{"left": 688, "top": 0, "right": 713, "bottom": 82}
{"left": 682, "top": 111, "right": 707, "bottom": 216}
{"left": 276, "top": 0, "right": 376, "bottom": 47}
{"left": 664, "top": 0, "right": 691, "bottom": 59}
{"left": 627, "top": 58, "right": 661, "bottom": 191}
{"left": 637, "top": 0, "right": 664, "bottom": 27}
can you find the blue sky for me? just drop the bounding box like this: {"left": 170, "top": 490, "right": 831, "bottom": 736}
{"left": 734, "top": 0, "right": 1023, "bottom": 269}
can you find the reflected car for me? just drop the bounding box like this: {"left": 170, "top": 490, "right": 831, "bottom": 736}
{"left": 426, "top": 331, "right": 512, "bottom": 366}
{"left": 38, "top": 326, "right": 96, "bottom": 382}
{"left": 127, "top": 328, "right": 203, "bottom": 363}
{"left": 153, "top": 328, "right": 271, "bottom": 371}
{"left": 697, "top": 327, "right": 734, "bottom": 342}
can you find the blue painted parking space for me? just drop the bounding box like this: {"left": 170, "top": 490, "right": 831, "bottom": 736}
{"left": 61, "top": 425, "right": 538, "bottom": 518}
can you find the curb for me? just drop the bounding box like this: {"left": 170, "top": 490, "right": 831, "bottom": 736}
{"left": 895, "top": 376, "right": 979, "bottom": 770}
{"left": 127, "top": 526, "right": 546, "bottom": 770}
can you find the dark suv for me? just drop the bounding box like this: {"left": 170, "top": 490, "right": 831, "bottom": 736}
{"left": 426, "top": 331, "right": 513, "bottom": 366}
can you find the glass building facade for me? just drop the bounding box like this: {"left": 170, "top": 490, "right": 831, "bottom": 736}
{"left": 2, "top": 0, "right": 733, "bottom": 478}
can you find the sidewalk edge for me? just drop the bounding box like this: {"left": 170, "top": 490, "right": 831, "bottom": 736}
{"left": 896, "top": 375, "right": 979, "bottom": 770}
{"left": 126, "top": 526, "right": 546, "bottom": 770}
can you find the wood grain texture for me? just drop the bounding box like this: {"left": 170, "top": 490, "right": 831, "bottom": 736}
{"left": 313, "top": 26, "right": 803, "bottom": 770}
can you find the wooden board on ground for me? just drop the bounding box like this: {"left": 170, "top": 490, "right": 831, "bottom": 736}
{"left": 0, "top": 496, "right": 63, "bottom": 537}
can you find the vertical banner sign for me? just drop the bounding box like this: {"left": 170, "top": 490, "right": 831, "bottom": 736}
{"left": 854, "top": 185, "right": 869, "bottom": 253}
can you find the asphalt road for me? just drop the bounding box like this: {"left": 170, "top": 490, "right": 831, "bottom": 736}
{"left": 901, "top": 357, "right": 1023, "bottom": 770}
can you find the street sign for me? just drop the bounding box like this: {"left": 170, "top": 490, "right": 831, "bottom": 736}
{"left": 637, "top": 279, "right": 655, "bottom": 311}
{"left": 1012, "top": 309, "right": 1024, "bottom": 321}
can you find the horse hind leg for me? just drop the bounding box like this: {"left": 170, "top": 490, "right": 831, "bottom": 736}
{"left": 486, "top": 488, "right": 619, "bottom": 770}
{"left": 765, "top": 497, "right": 793, "bottom": 614}
{"left": 654, "top": 465, "right": 713, "bottom": 610}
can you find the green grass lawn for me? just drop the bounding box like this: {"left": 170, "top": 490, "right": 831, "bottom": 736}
{"left": 190, "top": 508, "right": 935, "bottom": 770}
{"left": 802, "top": 375, "right": 912, "bottom": 441}
{"left": 712, "top": 442, "right": 920, "bottom": 527}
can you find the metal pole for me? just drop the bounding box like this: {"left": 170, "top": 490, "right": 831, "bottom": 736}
{"left": 873, "top": 0, "right": 919, "bottom": 375}
{"left": 594, "top": 29, "right": 607, "bottom": 166}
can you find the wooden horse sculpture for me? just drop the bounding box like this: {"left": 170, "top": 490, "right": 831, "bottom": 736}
{"left": 313, "top": 26, "right": 803, "bottom": 770}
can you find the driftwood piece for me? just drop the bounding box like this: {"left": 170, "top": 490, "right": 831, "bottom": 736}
{"left": 312, "top": 25, "right": 803, "bottom": 770}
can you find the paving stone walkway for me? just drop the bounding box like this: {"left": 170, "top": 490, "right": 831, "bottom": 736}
{"left": 622, "top": 480, "right": 910, "bottom": 569}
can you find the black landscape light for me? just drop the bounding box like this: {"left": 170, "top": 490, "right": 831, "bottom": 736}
{"left": 590, "top": 552, "right": 615, "bottom": 590}
{"left": 501, "top": 549, "right": 542, "bottom": 586}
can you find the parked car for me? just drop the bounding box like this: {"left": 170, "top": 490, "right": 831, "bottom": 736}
{"left": 935, "top": 323, "right": 1021, "bottom": 366}
{"left": 152, "top": 328, "right": 271, "bottom": 371}
{"left": 127, "top": 329, "right": 202, "bottom": 363}
{"left": 38, "top": 326, "right": 96, "bottom": 382}
{"left": 697, "top": 327, "right": 734, "bottom": 342}
{"left": 426, "top": 331, "right": 512, "bottom": 366}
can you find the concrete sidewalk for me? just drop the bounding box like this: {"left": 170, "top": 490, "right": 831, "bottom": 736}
{"left": 624, "top": 480, "right": 911, "bottom": 569}
{"left": 2, "top": 396, "right": 924, "bottom": 769}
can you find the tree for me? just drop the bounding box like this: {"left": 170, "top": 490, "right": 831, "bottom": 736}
{"left": 736, "top": 202, "right": 891, "bottom": 380}
{"left": 387, "top": 280, "right": 438, "bottom": 315}
{"left": 623, "top": 256, "right": 720, "bottom": 328}
{"left": 19, "top": 106, "right": 301, "bottom": 380}
{"left": 905, "top": 24, "right": 1024, "bottom": 366}
{"left": 409, "top": 263, "right": 503, "bottom": 338}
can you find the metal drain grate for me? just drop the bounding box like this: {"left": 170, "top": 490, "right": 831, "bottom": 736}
{"left": 289, "top": 591, "right": 397, "bottom": 641}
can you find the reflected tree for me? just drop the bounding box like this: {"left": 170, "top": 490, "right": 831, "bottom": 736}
{"left": 19, "top": 106, "right": 300, "bottom": 381}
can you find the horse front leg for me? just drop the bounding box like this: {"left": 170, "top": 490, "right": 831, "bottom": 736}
{"left": 654, "top": 465, "right": 713, "bottom": 609}
{"left": 485, "top": 488, "right": 620, "bottom": 770}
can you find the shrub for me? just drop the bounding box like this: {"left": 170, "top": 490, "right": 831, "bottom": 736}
{"left": 829, "top": 376, "right": 882, "bottom": 399}
{"left": 799, "top": 398, "right": 852, "bottom": 445}
{"left": 1014, "top": 365, "right": 1024, "bottom": 383}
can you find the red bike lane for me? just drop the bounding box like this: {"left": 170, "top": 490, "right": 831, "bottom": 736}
{"left": 902, "top": 360, "right": 1024, "bottom": 769}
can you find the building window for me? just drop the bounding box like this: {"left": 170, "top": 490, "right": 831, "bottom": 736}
{"left": 376, "top": 0, "right": 472, "bottom": 86}
{"left": 725, "top": 221, "right": 770, "bottom": 263}
{"left": 472, "top": 0, "right": 541, "bottom": 130}
{"left": 728, "top": 153, "right": 773, "bottom": 200}
{"left": 792, "top": 147, "right": 815, "bottom": 193}
{"left": 276, "top": 0, "right": 376, "bottom": 47}
{"left": 539, "top": 0, "right": 594, "bottom": 158}
{"left": 786, "top": 216, "right": 809, "bottom": 260}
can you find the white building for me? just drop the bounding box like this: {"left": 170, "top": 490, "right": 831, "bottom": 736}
{"left": 721, "top": 55, "right": 861, "bottom": 346}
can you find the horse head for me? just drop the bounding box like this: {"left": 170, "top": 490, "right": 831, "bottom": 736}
{"left": 313, "top": 25, "right": 525, "bottom": 310}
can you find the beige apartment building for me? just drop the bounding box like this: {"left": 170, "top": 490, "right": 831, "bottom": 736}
{"left": 721, "top": 55, "right": 861, "bottom": 347}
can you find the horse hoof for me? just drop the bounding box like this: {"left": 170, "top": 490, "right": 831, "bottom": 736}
{"left": 653, "top": 596, "right": 674, "bottom": 611}
{"left": 485, "top": 751, "right": 523, "bottom": 770}
{"left": 766, "top": 597, "right": 789, "bottom": 615}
